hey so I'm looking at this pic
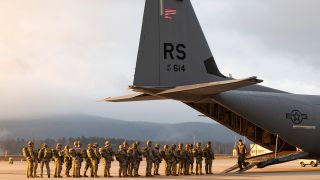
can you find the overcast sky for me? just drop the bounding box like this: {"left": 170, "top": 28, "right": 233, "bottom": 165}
{"left": 0, "top": 0, "right": 320, "bottom": 122}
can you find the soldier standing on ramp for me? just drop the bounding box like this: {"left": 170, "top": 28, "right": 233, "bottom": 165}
{"left": 237, "top": 139, "right": 247, "bottom": 171}
{"left": 53, "top": 143, "right": 64, "bottom": 178}
{"left": 22, "top": 141, "right": 35, "bottom": 178}
{"left": 38, "top": 143, "right": 52, "bottom": 178}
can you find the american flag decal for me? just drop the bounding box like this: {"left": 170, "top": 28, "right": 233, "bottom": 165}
{"left": 164, "top": 8, "right": 177, "bottom": 20}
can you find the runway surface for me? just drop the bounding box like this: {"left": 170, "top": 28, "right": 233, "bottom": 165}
{"left": 1, "top": 158, "right": 320, "bottom": 179}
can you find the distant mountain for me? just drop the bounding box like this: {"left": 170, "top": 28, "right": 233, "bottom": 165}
{"left": 0, "top": 114, "right": 240, "bottom": 143}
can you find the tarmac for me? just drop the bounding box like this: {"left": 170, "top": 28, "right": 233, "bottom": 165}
{"left": 1, "top": 158, "right": 320, "bottom": 179}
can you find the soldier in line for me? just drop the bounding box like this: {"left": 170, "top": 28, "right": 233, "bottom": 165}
{"left": 185, "top": 144, "right": 192, "bottom": 175}
{"left": 116, "top": 145, "right": 127, "bottom": 177}
{"left": 194, "top": 142, "right": 204, "bottom": 175}
{"left": 178, "top": 144, "right": 187, "bottom": 175}
{"left": 189, "top": 144, "right": 195, "bottom": 174}
{"left": 132, "top": 142, "right": 141, "bottom": 177}
{"left": 83, "top": 144, "right": 92, "bottom": 177}
{"left": 126, "top": 144, "right": 134, "bottom": 177}
{"left": 143, "top": 140, "right": 154, "bottom": 177}
{"left": 99, "top": 140, "right": 114, "bottom": 177}
{"left": 22, "top": 141, "right": 36, "bottom": 178}
{"left": 77, "top": 141, "right": 84, "bottom": 175}
{"left": 53, "top": 143, "right": 64, "bottom": 178}
{"left": 162, "top": 144, "right": 172, "bottom": 176}
{"left": 33, "top": 148, "right": 39, "bottom": 178}
{"left": 38, "top": 143, "right": 52, "bottom": 178}
{"left": 87, "top": 143, "right": 99, "bottom": 178}
{"left": 203, "top": 141, "right": 215, "bottom": 174}
{"left": 171, "top": 144, "right": 178, "bottom": 176}
{"left": 135, "top": 141, "right": 143, "bottom": 176}
{"left": 237, "top": 139, "right": 247, "bottom": 171}
{"left": 93, "top": 143, "right": 101, "bottom": 177}
{"left": 64, "top": 146, "right": 72, "bottom": 177}
{"left": 70, "top": 141, "right": 82, "bottom": 178}
{"left": 153, "top": 144, "right": 162, "bottom": 176}
{"left": 122, "top": 141, "right": 129, "bottom": 174}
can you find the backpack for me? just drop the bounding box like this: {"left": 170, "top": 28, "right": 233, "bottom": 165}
{"left": 22, "top": 147, "right": 29, "bottom": 158}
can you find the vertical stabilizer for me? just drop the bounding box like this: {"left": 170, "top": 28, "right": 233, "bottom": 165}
{"left": 133, "top": 0, "right": 225, "bottom": 87}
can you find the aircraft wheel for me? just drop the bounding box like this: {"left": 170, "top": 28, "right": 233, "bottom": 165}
{"left": 300, "top": 162, "right": 306, "bottom": 167}
{"left": 311, "top": 161, "right": 317, "bottom": 167}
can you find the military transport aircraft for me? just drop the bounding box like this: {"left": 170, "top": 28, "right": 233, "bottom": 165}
{"left": 103, "top": 0, "right": 319, "bottom": 171}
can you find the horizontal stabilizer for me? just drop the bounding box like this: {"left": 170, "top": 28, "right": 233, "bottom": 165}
{"left": 157, "top": 77, "right": 262, "bottom": 96}
{"left": 102, "top": 93, "right": 165, "bottom": 102}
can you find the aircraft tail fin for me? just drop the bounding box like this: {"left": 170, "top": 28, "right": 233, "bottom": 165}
{"left": 133, "top": 0, "right": 225, "bottom": 88}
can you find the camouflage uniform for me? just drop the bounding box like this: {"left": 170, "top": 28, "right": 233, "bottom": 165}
{"left": 189, "top": 144, "right": 195, "bottom": 174}
{"left": 135, "top": 141, "right": 143, "bottom": 175}
{"left": 184, "top": 144, "right": 192, "bottom": 175}
{"left": 116, "top": 145, "right": 127, "bottom": 177}
{"left": 33, "top": 149, "right": 39, "bottom": 178}
{"left": 162, "top": 144, "right": 172, "bottom": 176}
{"left": 53, "top": 143, "right": 64, "bottom": 178}
{"left": 70, "top": 141, "right": 82, "bottom": 177}
{"left": 132, "top": 143, "right": 141, "bottom": 177}
{"left": 87, "top": 143, "right": 100, "bottom": 177}
{"left": 99, "top": 141, "right": 114, "bottom": 177}
{"left": 171, "top": 144, "right": 179, "bottom": 176}
{"left": 194, "top": 143, "right": 204, "bottom": 175}
{"left": 38, "top": 144, "right": 52, "bottom": 178}
{"left": 83, "top": 144, "right": 92, "bottom": 177}
{"left": 177, "top": 144, "right": 186, "bottom": 175}
{"left": 122, "top": 141, "right": 129, "bottom": 174}
{"left": 237, "top": 140, "right": 247, "bottom": 171}
{"left": 22, "top": 141, "right": 35, "bottom": 178}
{"left": 153, "top": 144, "right": 162, "bottom": 176}
{"left": 64, "top": 146, "right": 72, "bottom": 177}
{"left": 143, "top": 140, "right": 154, "bottom": 176}
{"left": 203, "top": 142, "right": 215, "bottom": 174}
{"left": 127, "top": 145, "right": 134, "bottom": 177}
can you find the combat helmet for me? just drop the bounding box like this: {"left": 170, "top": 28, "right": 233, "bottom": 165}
{"left": 27, "top": 141, "right": 34, "bottom": 147}
{"left": 73, "top": 141, "right": 78, "bottom": 147}
{"left": 154, "top": 144, "right": 160, "bottom": 149}
{"left": 146, "top": 140, "right": 152, "bottom": 146}
{"left": 197, "top": 142, "right": 202, "bottom": 147}
{"left": 77, "top": 141, "right": 82, "bottom": 147}
{"left": 93, "top": 143, "right": 99, "bottom": 148}
{"left": 105, "top": 141, "right": 111, "bottom": 146}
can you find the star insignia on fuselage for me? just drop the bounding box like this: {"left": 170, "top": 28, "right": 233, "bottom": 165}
{"left": 286, "top": 110, "right": 308, "bottom": 125}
